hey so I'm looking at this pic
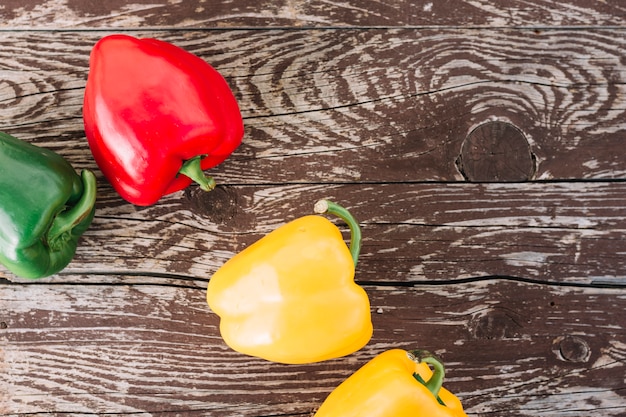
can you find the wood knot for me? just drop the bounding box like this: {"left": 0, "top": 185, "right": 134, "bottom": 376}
{"left": 184, "top": 185, "right": 238, "bottom": 224}
{"left": 457, "top": 121, "right": 536, "bottom": 181}
{"left": 469, "top": 307, "right": 524, "bottom": 340}
{"left": 552, "top": 335, "right": 591, "bottom": 363}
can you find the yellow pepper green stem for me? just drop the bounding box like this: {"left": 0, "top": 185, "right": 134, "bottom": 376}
{"left": 409, "top": 350, "right": 446, "bottom": 406}
{"left": 179, "top": 155, "right": 216, "bottom": 192}
{"left": 314, "top": 200, "right": 361, "bottom": 267}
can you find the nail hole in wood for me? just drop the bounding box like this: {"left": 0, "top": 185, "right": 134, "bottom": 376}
{"left": 457, "top": 121, "right": 536, "bottom": 182}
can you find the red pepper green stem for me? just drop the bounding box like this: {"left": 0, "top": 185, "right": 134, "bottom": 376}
{"left": 408, "top": 350, "right": 446, "bottom": 406}
{"left": 46, "top": 170, "right": 98, "bottom": 251}
{"left": 179, "top": 155, "right": 216, "bottom": 192}
{"left": 314, "top": 200, "right": 362, "bottom": 267}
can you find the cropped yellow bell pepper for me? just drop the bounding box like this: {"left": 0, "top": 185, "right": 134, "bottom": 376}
{"left": 206, "top": 200, "right": 372, "bottom": 364}
{"left": 314, "top": 349, "right": 468, "bottom": 417}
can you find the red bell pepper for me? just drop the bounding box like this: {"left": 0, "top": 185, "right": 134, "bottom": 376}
{"left": 83, "top": 34, "right": 244, "bottom": 206}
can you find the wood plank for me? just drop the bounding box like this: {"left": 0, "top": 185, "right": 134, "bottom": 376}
{"left": 1, "top": 29, "right": 626, "bottom": 182}
{"left": 2, "top": 1, "right": 626, "bottom": 28}
{"left": 2, "top": 281, "right": 624, "bottom": 416}
{"left": 3, "top": 182, "right": 621, "bottom": 287}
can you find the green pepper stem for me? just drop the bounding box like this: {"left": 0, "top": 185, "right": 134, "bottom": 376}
{"left": 179, "top": 156, "right": 216, "bottom": 192}
{"left": 314, "top": 200, "right": 361, "bottom": 267}
{"left": 47, "top": 170, "right": 97, "bottom": 246}
{"left": 408, "top": 350, "right": 446, "bottom": 406}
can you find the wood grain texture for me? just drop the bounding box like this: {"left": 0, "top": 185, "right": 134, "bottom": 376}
{"left": 1, "top": 0, "right": 626, "bottom": 28}
{"left": 2, "top": 282, "right": 625, "bottom": 416}
{"left": 7, "top": 181, "right": 623, "bottom": 287}
{"left": 1, "top": 28, "right": 626, "bottom": 182}
{"left": 1, "top": 1, "right": 626, "bottom": 416}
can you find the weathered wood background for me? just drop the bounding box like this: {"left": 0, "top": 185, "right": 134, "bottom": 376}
{"left": 1, "top": 1, "right": 626, "bottom": 416}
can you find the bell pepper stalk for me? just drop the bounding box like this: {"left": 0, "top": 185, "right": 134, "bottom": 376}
{"left": 0, "top": 132, "right": 97, "bottom": 279}
{"left": 83, "top": 34, "right": 244, "bottom": 206}
{"left": 206, "top": 200, "right": 372, "bottom": 364}
{"left": 314, "top": 349, "right": 468, "bottom": 417}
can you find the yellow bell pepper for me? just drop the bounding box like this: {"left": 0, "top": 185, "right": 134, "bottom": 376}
{"left": 314, "top": 349, "right": 468, "bottom": 417}
{"left": 206, "top": 200, "right": 372, "bottom": 364}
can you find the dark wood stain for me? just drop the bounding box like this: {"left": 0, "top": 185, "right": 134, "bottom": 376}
{"left": 1, "top": 1, "right": 625, "bottom": 416}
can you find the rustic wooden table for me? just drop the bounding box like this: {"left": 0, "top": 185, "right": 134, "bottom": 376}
{"left": 1, "top": 1, "right": 626, "bottom": 416}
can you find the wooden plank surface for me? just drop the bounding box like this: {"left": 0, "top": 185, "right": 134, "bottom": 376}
{"left": 1, "top": 1, "right": 626, "bottom": 416}
{"left": 3, "top": 282, "right": 625, "bottom": 416}
{"left": 2, "top": 28, "right": 626, "bottom": 181}
{"left": 2, "top": 0, "right": 626, "bottom": 28}
{"left": 30, "top": 181, "right": 626, "bottom": 287}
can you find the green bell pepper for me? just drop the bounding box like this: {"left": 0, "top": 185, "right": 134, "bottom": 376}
{"left": 0, "top": 132, "right": 97, "bottom": 279}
